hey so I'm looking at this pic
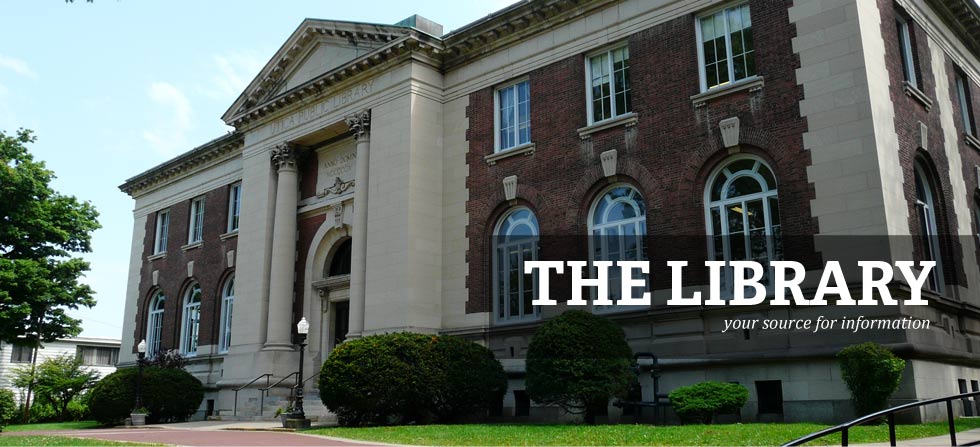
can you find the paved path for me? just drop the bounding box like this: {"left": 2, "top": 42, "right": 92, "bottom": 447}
{"left": 0, "top": 424, "right": 386, "bottom": 446}
{"left": 852, "top": 427, "right": 980, "bottom": 446}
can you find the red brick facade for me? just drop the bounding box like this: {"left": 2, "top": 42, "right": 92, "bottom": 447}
{"left": 465, "top": 0, "right": 815, "bottom": 314}
{"left": 134, "top": 184, "right": 239, "bottom": 353}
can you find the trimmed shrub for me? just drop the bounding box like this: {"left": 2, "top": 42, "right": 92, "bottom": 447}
{"left": 0, "top": 389, "right": 16, "bottom": 431}
{"left": 838, "top": 342, "right": 906, "bottom": 416}
{"left": 669, "top": 381, "right": 749, "bottom": 424}
{"left": 88, "top": 366, "right": 203, "bottom": 425}
{"left": 525, "top": 310, "right": 634, "bottom": 424}
{"left": 319, "top": 333, "right": 506, "bottom": 426}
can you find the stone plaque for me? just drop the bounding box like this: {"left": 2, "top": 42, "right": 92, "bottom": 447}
{"left": 315, "top": 143, "right": 357, "bottom": 198}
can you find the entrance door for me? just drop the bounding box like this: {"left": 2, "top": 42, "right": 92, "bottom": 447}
{"left": 333, "top": 301, "right": 349, "bottom": 347}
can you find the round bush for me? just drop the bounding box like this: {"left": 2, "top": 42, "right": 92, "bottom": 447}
{"left": 525, "top": 310, "right": 634, "bottom": 424}
{"left": 319, "top": 333, "right": 506, "bottom": 426}
{"left": 838, "top": 342, "right": 905, "bottom": 415}
{"left": 88, "top": 366, "right": 204, "bottom": 425}
{"left": 669, "top": 381, "right": 749, "bottom": 424}
{"left": 0, "top": 388, "right": 16, "bottom": 430}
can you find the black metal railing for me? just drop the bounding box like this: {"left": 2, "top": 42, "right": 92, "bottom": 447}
{"left": 782, "top": 390, "right": 980, "bottom": 446}
{"left": 233, "top": 373, "right": 271, "bottom": 416}
{"left": 259, "top": 372, "right": 298, "bottom": 416}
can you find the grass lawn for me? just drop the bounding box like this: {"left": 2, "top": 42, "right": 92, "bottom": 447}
{"left": 307, "top": 418, "right": 980, "bottom": 446}
{"left": 0, "top": 436, "right": 153, "bottom": 446}
{"left": 3, "top": 421, "right": 102, "bottom": 432}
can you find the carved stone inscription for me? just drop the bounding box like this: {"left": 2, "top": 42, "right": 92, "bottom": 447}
{"left": 316, "top": 143, "right": 357, "bottom": 198}
{"left": 269, "top": 79, "right": 376, "bottom": 136}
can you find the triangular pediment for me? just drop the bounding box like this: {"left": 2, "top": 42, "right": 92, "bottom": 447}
{"left": 223, "top": 18, "right": 412, "bottom": 124}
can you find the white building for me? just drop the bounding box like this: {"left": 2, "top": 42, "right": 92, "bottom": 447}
{"left": 0, "top": 337, "right": 121, "bottom": 404}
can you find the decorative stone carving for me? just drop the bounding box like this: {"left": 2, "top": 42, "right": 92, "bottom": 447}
{"left": 317, "top": 177, "right": 356, "bottom": 198}
{"left": 502, "top": 175, "right": 518, "bottom": 201}
{"left": 152, "top": 270, "right": 159, "bottom": 286}
{"left": 720, "top": 117, "right": 740, "bottom": 148}
{"left": 271, "top": 143, "right": 298, "bottom": 171}
{"left": 187, "top": 261, "right": 194, "bottom": 278}
{"left": 600, "top": 149, "right": 617, "bottom": 178}
{"left": 227, "top": 250, "right": 235, "bottom": 268}
{"left": 332, "top": 203, "right": 345, "bottom": 228}
{"left": 919, "top": 121, "right": 928, "bottom": 149}
{"left": 345, "top": 110, "right": 371, "bottom": 141}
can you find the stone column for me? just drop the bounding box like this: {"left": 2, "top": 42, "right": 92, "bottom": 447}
{"left": 345, "top": 111, "right": 370, "bottom": 339}
{"left": 264, "top": 143, "right": 299, "bottom": 350}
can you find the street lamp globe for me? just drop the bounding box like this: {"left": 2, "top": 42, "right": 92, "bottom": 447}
{"left": 137, "top": 339, "right": 147, "bottom": 354}
{"left": 297, "top": 317, "right": 309, "bottom": 335}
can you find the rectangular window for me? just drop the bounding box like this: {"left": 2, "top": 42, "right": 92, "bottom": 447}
{"left": 11, "top": 344, "right": 33, "bottom": 363}
{"left": 698, "top": 3, "right": 755, "bottom": 91}
{"left": 495, "top": 80, "right": 531, "bottom": 152}
{"left": 587, "top": 45, "right": 631, "bottom": 123}
{"left": 188, "top": 197, "right": 205, "bottom": 243}
{"left": 227, "top": 183, "right": 242, "bottom": 233}
{"left": 896, "top": 15, "right": 918, "bottom": 88}
{"left": 76, "top": 346, "right": 119, "bottom": 366}
{"left": 756, "top": 380, "right": 784, "bottom": 415}
{"left": 154, "top": 210, "right": 169, "bottom": 254}
{"left": 955, "top": 71, "right": 976, "bottom": 137}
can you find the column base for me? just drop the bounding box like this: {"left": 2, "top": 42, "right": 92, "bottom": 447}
{"left": 261, "top": 342, "right": 296, "bottom": 351}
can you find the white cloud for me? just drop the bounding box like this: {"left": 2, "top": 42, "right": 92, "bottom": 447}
{"left": 0, "top": 54, "right": 38, "bottom": 79}
{"left": 142, "top": 81, "right": 193, "bottom": 157}
{"left": 206, "top": 51, "right": 264, "bottom": 100}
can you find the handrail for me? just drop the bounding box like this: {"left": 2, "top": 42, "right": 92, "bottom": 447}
{"left": 258, "top": 372, "right": 298, "bottom": 416}
{"left": 302, "top": 372, "right": 318, "bottom": 386}
{"left": 782, "top": 390, "right": 980, "bottom": 446}
{"left": 232, "top": 373, "right": 272, "bottom": 417}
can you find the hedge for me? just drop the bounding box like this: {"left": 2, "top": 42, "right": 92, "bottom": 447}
{"left": 838, "top": 342, "right": 906, "bottom": 415}
{"left": 319, "top": 332, "right": 506, "bottom": 426}
{"left": 669, "top": 381, "right": 749, "bottom": 424}
{"left": 88, "top": 366, "right": 203, "bottom": 425}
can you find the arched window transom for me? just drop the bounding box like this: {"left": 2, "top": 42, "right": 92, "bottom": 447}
{"left": 589, "top": 185, "right": 647, "bottom": 309}
{"left": 705, "top": 157, "right": 781, "bottom": 287}
{"left": 219, "top": 277, "right": 234, "bottom": 353}
{"left": 494, "top": 208, "right": 539, "bottom": 322}
{"left": 181, "top": 284, "right": 201, "bottom": 356}
{"left": 146, "top": 291, "right": 165, "bottom": 358}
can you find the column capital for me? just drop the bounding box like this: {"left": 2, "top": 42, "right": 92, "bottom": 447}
{"left": 345, "top": 110, "right": 371, "bottom": 141}
{"left": 270, "top": 143, "right": 298, "bottom": 171}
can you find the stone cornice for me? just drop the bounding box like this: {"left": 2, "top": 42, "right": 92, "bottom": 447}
{"left": 927, "top": 0, "right": 980, "bottom": 60}
{"left": 119, "top": 132, "right": 244, "bottom": 197}
{"left": 439, "top": 0, "right": 621, "bottom": 71}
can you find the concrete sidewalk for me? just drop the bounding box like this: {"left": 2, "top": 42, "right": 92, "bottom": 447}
{"left": 853, "top": 427, "right": 980, "bottom": 446}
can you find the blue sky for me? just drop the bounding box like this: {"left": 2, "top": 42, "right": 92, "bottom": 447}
{"left": 0, "top": 1, "right": 511, "bottom": 339}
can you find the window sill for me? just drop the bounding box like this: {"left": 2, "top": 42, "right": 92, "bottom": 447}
{"left": 484, "top": 143, "right": 535, "bottom": 166}
{"left": 147, "top": 252, "right": 166, "bottom": 261}
{"left": 220, "top": 231, "right": 238, "bottom": 241}
{"left": 690, "top": 76, "right": 764, "bottom": 108}
{"left": 181, "top": 241, "right": 203, "bottom": 252}
{"left": 965, "top": 133, "right": 980, "bottom": 151}
{"left": 903, "top": 81, "right": 933, "bottom": 111}
{"left": 577, "top": 113, "right": 638, "bottom": 140}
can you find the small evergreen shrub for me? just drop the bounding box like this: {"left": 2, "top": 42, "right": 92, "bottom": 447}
{"left": 319, "top": 332, "right": 506, "bottom": 426}
{"left": 525, "top": 310, "right": 634, "bottom": 424}
{"left": 669, "top": 381, "right": 749, "bottom": 424}
{"left": 88, "top": 366, "right": 203, "bottom": 425}
{"left": 838, "top": 342, "right": 906, "bottom": 415}
{"left": 0, "top": 389, "right": 16, "bottom": 431}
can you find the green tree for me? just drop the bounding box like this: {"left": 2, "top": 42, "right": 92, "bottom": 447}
{"left": 15, "top": 354, "right": 99, "bottom": 421}
{"left": 838, "top": 342, "right": 906, "bottom": 416}
{"left": 525, "top": 310, "right": 634, "bottom": 424}
{"left": 0, "top": 128, "right": 100, "bottom": 343}
{"left": 0, "top": 129, "right": 100, "bottom": 421}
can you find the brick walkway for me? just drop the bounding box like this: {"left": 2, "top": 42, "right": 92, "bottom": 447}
{"left": 0, "top": 427, "right": 385, "bottom": 446}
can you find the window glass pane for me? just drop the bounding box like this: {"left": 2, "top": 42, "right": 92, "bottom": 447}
{"left": 727, "top": 204, "right": 746, "bottom": 260}
{"left": 591, "top": 53, "right": 611, "bottom": 121}
{"left": 701, "top": 15, "right": 715, "bottom": 42}
{"left": 517, "top": 81, "right": 531, "bottom": 144}
{"left": 727, "top": 175, "right": 763, "bottom": 198}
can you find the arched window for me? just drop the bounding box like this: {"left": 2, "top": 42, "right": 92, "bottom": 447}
{"left": 327, "top": 239, "right": 352, "bottom": 277}
{"left": 589, "top": 185, "right": 647, "bottom": 308}
{"left": 493, "top": 208, "right": 539, "bottom": 322}
{"left": 181, "top": 284, "right": 201, "bottom": 356}
{"left": 705, "top": 157, "right": 781, "bottom": 287}
{"left": 146, "top": 291, "right": 165, "bottom": 358}
{"left": 914, "top": 161, "right": 944, "bottom": 292}
{"left": 219, "top": 276, "right": 234, "bottom": 353}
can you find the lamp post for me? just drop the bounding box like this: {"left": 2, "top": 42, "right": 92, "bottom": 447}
{"left": 136, "top": 339, "right": 146, "bottom": 410}
{"left": 291, "top": 317, "right": 309, "bottom": 422}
